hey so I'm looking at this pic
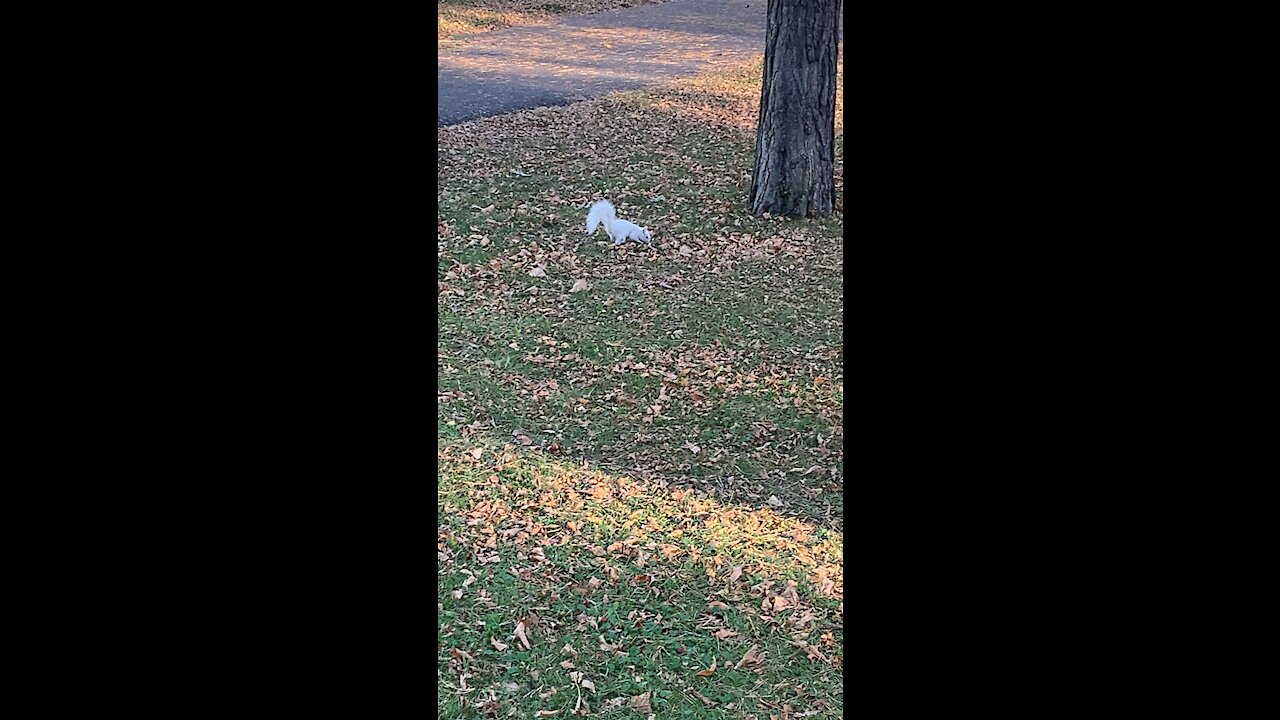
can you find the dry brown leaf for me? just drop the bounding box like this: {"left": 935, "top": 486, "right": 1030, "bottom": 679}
{"left": 805, "top": 645, "right": 829, "bottom": 662}
{"left": 633, "top": 574, "right": 652, "bottom": 585}
{"left": 468, "top": 448, "right": 484, "bottom": 460}
{"left": 581, "top": 678, "right": 595, "bottom": 692}
{"left": 562, "top": 643, "right": 578, "bottom": 656}
{"left": 696, "top": 656, "right": 717, "bottom": 677}
{"left": 491, "top": 637, "right": 508, "bottom": 651}
{"left": 629, "top": 691, "right": 652, "bottom": 714}
{"left": 713, "top": 628, "right": 739, "bottom": 640}
{"left": 729, "top": 566, "right": 743, "bottom": 583}
{"left": 515, "top": 621, "right": 531, "bottom": 650}
{"left": 772, "top": 595, "right": 790, "bottom": 612}
{"left": 736, "top": 644, "right": 761, "bottom": 669}
{"left": 570, "top": 279, "right": 590, "bottom": 293}
{"left": 767, "top": 495, "right": 783, "bottom": 507}
{"left": 535, "top": 711, "right": 560, "bottom": 717}
{"left": 529, "top": 264, "right": 547, "bottom": 277}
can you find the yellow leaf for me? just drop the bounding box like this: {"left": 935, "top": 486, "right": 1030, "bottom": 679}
{"left": 696, "top": 657, "right": 717, "bottom": 677}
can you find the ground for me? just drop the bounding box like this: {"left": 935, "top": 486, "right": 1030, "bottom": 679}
{"left": 438, "top": 20, "right": 845, "bottom": 720}
{"left": 437, "top": 0, "right": 767, "bottom": 126}
{"left": 439, "top": 0, "right": 665, "bottom": 44}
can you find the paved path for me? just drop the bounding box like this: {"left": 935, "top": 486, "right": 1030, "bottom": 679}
{"left": 438, "top": 0, "right": 767, "bottom": 127}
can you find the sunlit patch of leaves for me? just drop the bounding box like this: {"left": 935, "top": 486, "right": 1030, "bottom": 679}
{"left": 438, "top": 0, "right": 665, "bottom": 44}
{"left": 439, "top": 444, "right": 843, "bottom": 718}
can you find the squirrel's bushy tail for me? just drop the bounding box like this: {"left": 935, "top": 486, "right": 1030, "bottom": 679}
{"left": 586, "top": 200, "right": 616, "bottom": 235}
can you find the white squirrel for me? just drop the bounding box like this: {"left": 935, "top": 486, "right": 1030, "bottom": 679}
{"left": 585, "top": 200, "right": 651, "bottom": 245}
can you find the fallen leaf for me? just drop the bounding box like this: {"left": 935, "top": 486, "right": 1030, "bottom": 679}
{"left": 630, "top": 692, "right": 652, "bottom": 714}
{"left": 690, "top": 689, "right": 714, "bottom": 706}
{"left": 581, "top": 679, "right": 595, "bottom": 692}
{"left": 570, "top": 279, "right": 590, "bottom": 293}
{"left": 529, "top": 264, "right": 547, "bottom": 277}
{"left": 468, "top": 448, "right": 484, "bottom": 460}
{"left": 560, "top": 659, "right": 576, "bottom": 669}
{"left": 713, "top": 628, "right": 739, "bottom": 640}
{"left": 633, "top": 574, "right": 652, "bottom": 585}
{"left": 515, "top": 621, "right": 531, "bottom": 650}
{"left": 707, "top": 601, "right": 730, "bottom": 610}
{"left": 562, "top": 643, "right": 578, "bottom": 656}
{"left": 729, "top": 566, "right": 743, "bottom": 583}
{"left": 805, "top": 645, "right": 829, "bottom": 662}
{"left": 491, "top": 637, "right": 508, "bottom": 651}
{"left": 772, "top": 595, "right": 790, "bottom": 612}
{"left": 480, "top": 204, "right": 495, "bottom": 214}
{"left": 696, "top": 657, "right": 718, "bottom": 677}
{"left": 767, "top": 495, "right": 783, "bottom": 507}
{"left": 535, "top": 711, "right": 560, "bottom": 717}
{"left": 736, "top": 644, "right": 761, "bottom": 669}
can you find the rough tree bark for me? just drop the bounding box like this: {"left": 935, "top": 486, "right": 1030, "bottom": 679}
{"left": 749, "top": 0, "right": 839, "bottom": 218}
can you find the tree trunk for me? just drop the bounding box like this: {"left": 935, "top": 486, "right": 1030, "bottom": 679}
{"left": 750, "top": 0, "right": 839, "bottom": 218}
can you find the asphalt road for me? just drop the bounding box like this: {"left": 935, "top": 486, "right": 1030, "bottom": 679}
{"left": 438, "top": 0, "right": 768, "bottom": 126}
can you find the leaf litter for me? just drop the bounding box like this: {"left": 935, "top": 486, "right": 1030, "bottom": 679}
{"left": 438, "top": 52, "right": 844, "bottom": 720}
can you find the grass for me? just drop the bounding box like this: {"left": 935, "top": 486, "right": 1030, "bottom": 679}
{"left": 438, "top": 0, "right": 664, "bottom": 44}
{"left": 439, "top": 56, "right": 844, "bottom": 718}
